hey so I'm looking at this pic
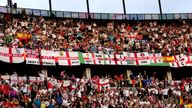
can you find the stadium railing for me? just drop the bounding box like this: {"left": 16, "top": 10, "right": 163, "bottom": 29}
{"left": 0, "top": 5, "right": 192, "bottom": 20}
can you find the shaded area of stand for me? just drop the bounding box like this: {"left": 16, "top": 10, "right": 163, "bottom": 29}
{"left": 0, "top": 61, "right": 192, "bottom": 80}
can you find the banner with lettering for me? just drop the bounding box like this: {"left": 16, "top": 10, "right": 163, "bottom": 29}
{"left": 1, "top": 46, "right": 192, "bottom": 68}
{"left": 25, "top": 49, "right": 40, "bottom": 65}
{"left": 41, "top": 50, "right": 56, "bottom": 66}
{"left": 104, "top": 54, "right": 116, "bottom": 65}
{"left": 123, "top": 52, "right": 150, "bottom": 65}
{"left": 80, "top": 53, "right": 105, "bottom": 65}
{"left": 54, "top": 51, "right": 80, "bottom": 66}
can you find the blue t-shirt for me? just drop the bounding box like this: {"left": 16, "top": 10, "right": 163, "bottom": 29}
{"left": 34, "top": 99, "right": 41, "bottom": 108}
{"left": 48, "top": 104, "right": 54, "bottom": 108}
{"left": 56, "top": 94, "right": 63, "bottom": 105}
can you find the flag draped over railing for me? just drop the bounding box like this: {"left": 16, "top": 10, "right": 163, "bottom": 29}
{"left": 0, "top": 46, "right": 192, "bottom": 68}
{"left": 0, "top": 46, "right": 25, "bottom": 63}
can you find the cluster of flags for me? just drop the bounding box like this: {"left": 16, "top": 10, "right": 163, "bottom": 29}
{"left": 0, "top": 46, "right": 192, "bottom": 68}
{"left": 1, "top": 74, "right": 110, "bottom": 92}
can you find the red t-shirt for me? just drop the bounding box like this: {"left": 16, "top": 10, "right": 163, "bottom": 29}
{"left": 47, "top": 82, "right": 53, "bottom": 89}
{"left": 3, "top": 101, "right": 10, "bottom": 108}
{"left": 2, "top": 84, "right": 10, "bottom": 95}
{"left": 180, "top": 85, "right": 185, "bottom": 92}
{"left": 132, "top": 80, "right": 136, "bottom": 85}
{"left": 10, "top": 101, "right": 19, "bottom": 107}
{"left": 127, "top": 25, "right": 132, "bottom": 31}
{"left": 82, "top": 95, "right": 88, "bottom": 102}
{"left": 0, "top": 84, "right": 2, "bottom": 93}
{"left": 23, "top": 95, "right": 29, "bottom": 103}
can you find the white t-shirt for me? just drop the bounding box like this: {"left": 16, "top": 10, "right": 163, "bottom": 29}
{"left": 77, "top": 91, "right": 81, "bottom": 98}
{"left": 41, "top": 89, "right": 47, "bottom": 94}
{"left": 109, "top": 91, "right": 114, "bottom": 96}
{"left": 100, "top": 104, "right": 108, "bottom": 108}
{"left": 162, "top": 88, "right": 169, "bottom": 95}
{"left": 174, "top": 90, "right": 181, "bottom": 96}
{"left": 45, "top": 101, "right": 49, "bottom": 107}
{"left": 20, "top": 21, "right": 25, "bottom": 27}
{"left": 21, "top": 85, "right": 28, "bottom": 93}
{"left": 185, "top": 85, "right": 189, "bottom": 92}
{"left": 114, "top": 92, "right": 119, "bottom": 96}
{"left": 149, "top": 88, "right": 158, "bottom": 94}
{"left": 24, "top": 22, "right": 28, "bottom": 27}
{"left": 139, "top": 101, "right": 144, "bottom": 105}
{"left": 63, "top": 99, "right": 70, "bottom": 107}
{"left": 144, "top": 101, "right": 150, "bottom": 105}
{"left": 123, "top": 89, "right": 129, "bottom": 97}
{"left": 13, "top": 87, "right": 19, "bottom": 92}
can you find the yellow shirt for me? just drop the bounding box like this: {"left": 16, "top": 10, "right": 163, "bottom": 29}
{"left": 41, "top": 103, "right": 46, "bottom": 108}
{"left": 187, "top": 103, "right": 192, "bottom": 108}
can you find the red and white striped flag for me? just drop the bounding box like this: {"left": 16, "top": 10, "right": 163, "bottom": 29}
{"left": 169, "top": 54, "right": 187, "bottom": 67}
{"left": 25, "top": 49, "right": 40, "bottom": 65}
{"left": 186, "top": 47, "right": 192, "bottom": 66}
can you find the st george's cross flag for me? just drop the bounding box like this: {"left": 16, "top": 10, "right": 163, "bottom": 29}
{"left": 149, "top": 53, "right": 163, "bottom": 64}
{"left": 54, "top": 51, "right": 80, "bottom": 66}
{"left": 133, "top": 52, "right": 150, "bottom": 65}
{"left": 104, "top": 54, "right": 116, "bottom": 65}
{"left": 90, "top": 53, "right": 105, "bottom": 65}
{"left": 115, "top": 54, "right": 126, "bottom": 65}
{"left": 123, "top": 52, "right": 150, "bottom": 65}
{"left": 0, "top": 46, "right": 25, "bottom": 63}
{"left": 92, "top": 78, "right": 110, "bottom": 92}
{"left": 186, "top": 55, "right": 192, "bottom": 66}
{"left": 123, "top": 52, "right": 135, "bottom": 65}
{"left": 41, "top": 50, "right": 56, "bottom": 66}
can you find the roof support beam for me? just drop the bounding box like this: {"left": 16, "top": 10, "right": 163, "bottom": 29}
{"left": 122, "top": 0, "right": 126, "bottom": 14}
{"left": 158, "top": 0, "right": 163, "bottom": 19}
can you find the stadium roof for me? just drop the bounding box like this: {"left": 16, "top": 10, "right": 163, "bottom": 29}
{"left": 1, "top": 0, "right": 192, "bottom": 14}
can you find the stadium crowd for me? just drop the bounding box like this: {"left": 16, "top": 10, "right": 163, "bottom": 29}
{"left": 0, "top": 10, "right": 192, "bottom": 108}
{"left": 0, "top": 11, "right": 192, "bottom": 56}
{"left": 0, "top": 72, "right": 192, "bottom": 108}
